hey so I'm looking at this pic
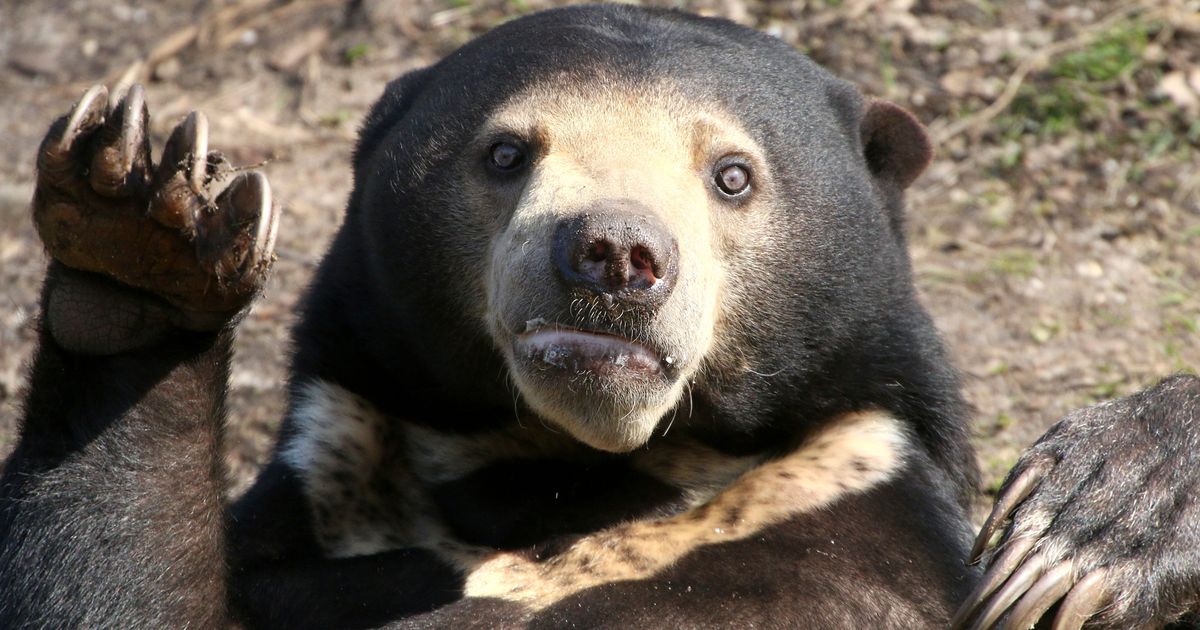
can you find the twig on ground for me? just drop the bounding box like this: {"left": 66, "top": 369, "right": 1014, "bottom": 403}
{"left": 215, "top": 0, "right": 344, "bottom": 49}
{"left": 104, "top": 0, "right": 345, "bottom": 87}
{"left": 108, "top": 0, "right": 275, "bottom": 85}
{"left": 932, "top": 1, "right": 1170, "bottom": 145}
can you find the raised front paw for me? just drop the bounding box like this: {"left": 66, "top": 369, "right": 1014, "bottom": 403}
{"left": 952, "top": 375, "right": 1200, "bottom": 630}
{"left": 33, "top": 84, "right": 279, "bottom": 326}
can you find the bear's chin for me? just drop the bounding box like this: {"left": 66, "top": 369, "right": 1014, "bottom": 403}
{"left": 518, "top": 389, "right": 674, "bottom": 453}
{"left": 509, "top": 328, "right": 682, "bottom": 452}
{"left": 551, "top": 405, "right": 666, "bottom": 452}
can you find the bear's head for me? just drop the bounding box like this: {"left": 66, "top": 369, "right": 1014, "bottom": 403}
{"left": 311, "top": 5, "right": 963, "bottom": 464}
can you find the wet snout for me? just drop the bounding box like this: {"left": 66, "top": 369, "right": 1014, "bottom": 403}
{"left": 552, "top": 201, "right": 679, "bottom": 309}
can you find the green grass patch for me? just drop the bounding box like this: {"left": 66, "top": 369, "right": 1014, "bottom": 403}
{"left": 505, "top": 0, "right": 532, "bottom": 13}
{"left": 1051, "top": 22, "right": 1149, "bottom": 82}
{"left": 1163, "top": 340, "right": 1197, "bottom": 374}
{"left": 345, "top": 44, "right": 369, "bottom": 64}
{"left": 1090, "top": 379, "right": 1122, "bottom": 400}
{"left": 1093, "top": 306, "right": 1130, "bottom": 329}
{"left": 318, "top": 110, "right": 353, "bottom": 128}
{"left": 990, "top": 249, "right": 1038, "bottom": 279}
{"left": 1166, "top": 315, "right": 1199, "bottom": 336}
{"left": 996, "top": 19, "right": 1156, "bottom": 140}
{"left": 877, "top": 42, "right": 897, "bottom": 96}
{"left": 984, "top": 454, "right": 1020, "bottom": 495}
{"left": 1187, "top": 119, "right": 1200, "bottom": 144}
{"left": 1002, "top": 84, "right": 1091, "bottom": 138}
{"left": 1029, "top": 320, "right": 1060, "bottom": 345}
{"left": 1160, "top": 291, "right": 1189, "bottom": 308}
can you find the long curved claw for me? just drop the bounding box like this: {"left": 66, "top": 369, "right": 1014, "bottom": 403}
{"left": 951, "top": 536, "right": 1039, "bottom": 628}
{"left": 150, "top": 111, "right": 210, "bottom": 231}
{"left": 231, "top": 171, "right": 278, "bottom": 276}
{"left": 968, "top": 552, "right": 1048, "bottom": 630}
{"left": 184, "top": 113, "right": 210, "bottom": 194}
{"left": 40, "top": 84, "right": 108, "bottom": 176}
{"left": 88, "top": 84, "right": 151, "bottom": 198}
{"left": 118, "top": 85, "right": 153, "bottom": 189}
{"left": 202, "top": 171, "right": 276, "bottom": 283}
{"left": 1052, "top": 569, "right": 1110, "bottom": 630}
{"left": 254, "top": 174, "right": 279, "bottom": 273}
{"left": 1001, "top": 561, "right": 1074, "bottom": 630}
{"left": 972, "top": 461, "right": 1051, "bottom": 564}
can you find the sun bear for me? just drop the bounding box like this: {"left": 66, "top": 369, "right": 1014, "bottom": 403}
{"left": 2, "top": 5, "right": 1198, "bottom": 629}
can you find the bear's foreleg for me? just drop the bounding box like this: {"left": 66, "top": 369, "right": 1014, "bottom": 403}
{"left": 0, "top": 84, "right": 276, "bottom": 627}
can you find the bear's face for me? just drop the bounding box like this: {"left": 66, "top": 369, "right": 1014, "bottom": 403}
{"left": 473, "top": 81, "right": 772, "bottom": 452}
{"left": 346, "top": 6, "right": 935, "bottom": 452}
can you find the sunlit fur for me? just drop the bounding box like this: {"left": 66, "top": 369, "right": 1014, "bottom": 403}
{"left": 479, "top": 79, "right": 770, "bottom": 452}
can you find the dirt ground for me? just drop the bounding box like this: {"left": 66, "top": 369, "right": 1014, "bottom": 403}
{"left": 1, "top": 0, "right": 1197, "bottom": 508}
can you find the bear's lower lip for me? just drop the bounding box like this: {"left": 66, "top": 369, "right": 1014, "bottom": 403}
{"left": 515, "top": 328, "right": 666, "bottom": 379}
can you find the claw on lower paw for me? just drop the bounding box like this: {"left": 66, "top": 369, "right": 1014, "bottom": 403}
{"left": 951, "top": 536, "right": 1038, "bottom": 629}
{"left": 968, "top": 551, "right": 1049, "bottom": 630}
{"left": 1052, "top": 568, "right": 1110, "bottom": 630}
{"left": 972, "top": 460, "right": 1051, "bottom": 564}
{"left": 1003, "top": 561, "right": 1074, "bottom": 630}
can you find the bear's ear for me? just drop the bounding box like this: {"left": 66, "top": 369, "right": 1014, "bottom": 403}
{"left": 859, "top": 100, "right": 932, "bottom": 190}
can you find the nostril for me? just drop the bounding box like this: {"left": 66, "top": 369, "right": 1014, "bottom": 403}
{"left": 552, "top": 207, "right": 678, "bottom": 304}
{"left": 585, "top": 240, "right": 609, "bottom": 263}
{"left": 629, "top": 245, "right": 656, "bottom": 277}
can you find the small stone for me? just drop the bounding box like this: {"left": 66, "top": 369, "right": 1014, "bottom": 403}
{"left": 8, "top": 48, "right": 61, "bottom": 80}
{"left": 1075, "top": 261, "right": 1103, "bottom": 279}
{"left": 268, "top": 28, "right": 329, "bottom": 72}
{"left": 153, "top": 57, "right": 181, "bottom": 81}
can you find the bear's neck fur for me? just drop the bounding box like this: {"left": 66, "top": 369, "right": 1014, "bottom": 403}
{"left": 283, "top": 220, "right": 977, "bottom": 512}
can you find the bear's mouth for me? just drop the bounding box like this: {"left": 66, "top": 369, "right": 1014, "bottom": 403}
{"left": 514, "top": 325, "right": 674, "bottom": 381}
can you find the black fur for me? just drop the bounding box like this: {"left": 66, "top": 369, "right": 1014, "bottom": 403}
{"left": 289, "top": 2, "right": 977, "bottom": 496}
{"left": 3, "top": 5, "right": 1194, "bottom": 629}
{"left": 0, "top": 266, "right": 229, "bottom": 628}
{"left": 430, "top": 459, "right": 686, "bottom": 549}
{"left": 962, "top": 374, "right": 1200, "bottom": 628}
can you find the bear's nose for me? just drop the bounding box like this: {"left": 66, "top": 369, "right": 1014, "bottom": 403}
{"left": 553, "top": 203, "right": 678, "bottom": 306}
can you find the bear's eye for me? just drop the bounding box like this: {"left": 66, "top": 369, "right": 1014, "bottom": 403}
{"left": 715, "top": 163, "right": 750, "bottom": 197}
{"left": 489, "top": 142, "right": 526, "bottom": 172}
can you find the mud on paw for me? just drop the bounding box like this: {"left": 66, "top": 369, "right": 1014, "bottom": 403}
{"left": 33, "top": 83, "right": 279, "bottom": 330}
